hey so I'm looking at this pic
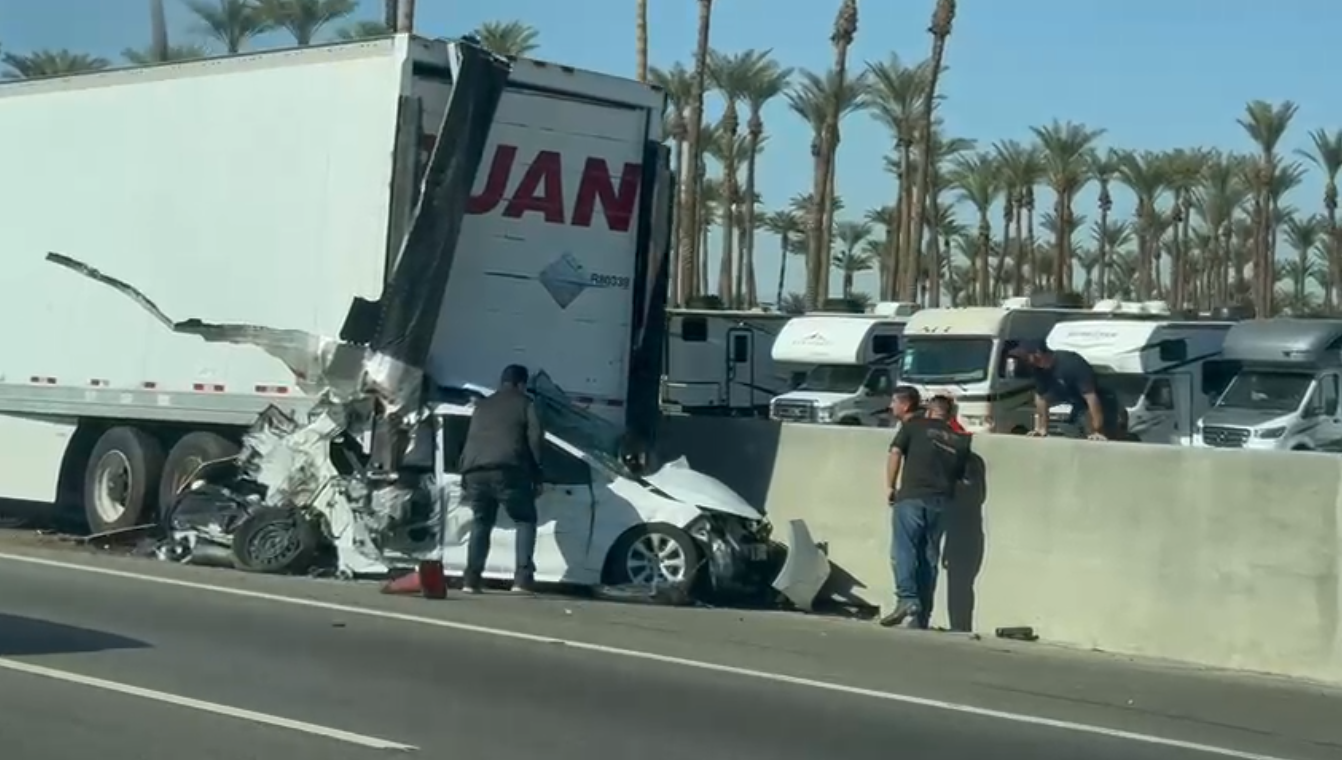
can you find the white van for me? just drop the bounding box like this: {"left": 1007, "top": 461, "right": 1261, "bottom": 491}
{"left": 661, "top": 309, "right": 793, "bottom": 417}
{"left": 768, "top": 315, "right": 906, "bottom": 426}
{"left": 1046, "top": 318, "right": 1236, "bottom": 444}
{"left": 1195, "top": 319, "right": 1342, "bottom": 452}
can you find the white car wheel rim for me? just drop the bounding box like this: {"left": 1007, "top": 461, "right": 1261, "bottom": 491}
{"left": 94, "top": 451, "right": 132, "bottom": 524}
{"left": 626, "top": 533, "right": 688, "bottom": 585}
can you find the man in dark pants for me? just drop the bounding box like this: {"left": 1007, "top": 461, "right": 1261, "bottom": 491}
{"left": 458, "top": 364, "right": 545, "bottom": 595}
{"left": 1011, "top": 340, "right": 1118, "bottom": 440}
{"left": 881, "top": 387, "right": 970, "bottom": 630}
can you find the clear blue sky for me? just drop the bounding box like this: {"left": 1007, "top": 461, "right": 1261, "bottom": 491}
{"left": 4, "top": 1, "right": 1338, "bottom": 298}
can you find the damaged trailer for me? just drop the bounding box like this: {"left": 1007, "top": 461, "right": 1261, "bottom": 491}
{"left": 0, "top": 35, "right": 672, "bottom": 535}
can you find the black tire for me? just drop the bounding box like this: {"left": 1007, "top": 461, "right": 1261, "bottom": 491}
{"left": 159, "top": 432, "right": 239, "bottom": 516}
{"left": 836, "top": 417, "right": 861, "bottom": 426}
{"left": 231, "top": 507, "right": 320, "bottom": 575}
{"left": 82, "top": 427, "right": 166, "bottom": 534}
{"left": 603, "top": 523, "right": 701, "bottom": 589}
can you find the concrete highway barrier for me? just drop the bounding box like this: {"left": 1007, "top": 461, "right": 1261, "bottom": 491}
{"left": 659, "top": 417, "right": 1342, "bottom": 684}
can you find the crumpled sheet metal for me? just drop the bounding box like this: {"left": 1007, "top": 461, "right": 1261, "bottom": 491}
{"left": 44, "top": 252, "right": 419, "bottom": 411}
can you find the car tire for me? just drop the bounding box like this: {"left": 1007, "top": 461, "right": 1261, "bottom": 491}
{"left": 83, "top": 426, "right": 166, "bottom": 534}
{"left": 231, "top": 507, "right": 321, "bottom": 575}
{"left": 603, "top": 523, "right": 701, "bottom": 590}
{"left": 159, "top": 431, "right": 239, "bottom": 519}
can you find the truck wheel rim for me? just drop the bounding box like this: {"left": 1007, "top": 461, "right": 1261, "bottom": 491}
{"left": 626, "top": 533, "right": 687, "bottom": 586}
{"left": 93, "top": 451, "right": 132, "bottom": 524}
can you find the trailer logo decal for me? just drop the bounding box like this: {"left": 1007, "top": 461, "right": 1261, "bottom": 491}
{"left": 486, "top": 253, "right": 631, "bottom": 310}
{"left": 465, "top": 144, "right": 642, "bottom": 232}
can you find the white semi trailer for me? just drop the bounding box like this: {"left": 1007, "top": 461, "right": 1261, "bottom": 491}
{"left": 0, "top": 36, "right": 673, "bottom": 534}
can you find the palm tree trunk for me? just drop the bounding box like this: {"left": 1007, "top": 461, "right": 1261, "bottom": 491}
{"left": 805, "top": 145, "right": 827, "bottom": 309}
{"left": 775, "top": 234, "right": 790, "bottom": 307}
{"left": 699, "top": 221, "right": 710, "bottom": 295}
{"left": 679, "top": 0, "right": 713, "bottom": 303}
{"left": 384, "top": 0, "right": 397, "bottom": 30}
{"left": 1097, "top": 207, "right": 1109, "bottom": 300}
{"left": 1328, "top": 201, "right": 1338, "bottom": 310}
{"left": 909, "top": 11, "right": 952, "bottom": 293}
{"left": 927, "top": 189, "right": 943, "bottom": 307}
{"left": 396, "top": 0, "right": 415, "bottom": 32}
{"left": 896, "top": 146, "right": 916, "bottom": 300}
{"left": 635, "top": 0, "right": 649, "bottom": 82}
{"left": 1051, "top": 190, "right": 1066, "bottom": 290}
{"left": 1011, "top": 200, "right": 1025, "bottom": 296}
{"left": 149, "top": 0, "right": 169, "bottom": 61}
{"left": 742, "top": 133, "right": 762, "bottom": 307}
{"left": 670, "top": 139, "right": 686, "bottom": 304}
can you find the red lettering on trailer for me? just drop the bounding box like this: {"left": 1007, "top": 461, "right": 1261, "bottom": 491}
{"left": 456, "top": 144, "right": 641, "bottom": 232}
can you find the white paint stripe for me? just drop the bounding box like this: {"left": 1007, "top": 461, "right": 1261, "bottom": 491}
{"left": 0, "top": 656, "right": 416, "bottom": 751}
{"left": 0, "top": 551, "right": 1298, "bottom": 760}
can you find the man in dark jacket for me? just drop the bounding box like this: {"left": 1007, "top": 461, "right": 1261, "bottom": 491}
{"left": 458, "top": 364, "right": 544, "bottom": 594}
{"left": 1011, "top": 340, "right": 1119, "bottom": 440}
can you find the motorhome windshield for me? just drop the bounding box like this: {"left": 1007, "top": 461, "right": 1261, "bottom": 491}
{"left": 1096, "top": 373, "right": 1151, "bottom": 408}
{"left": 900, "top": 337, "right": 993, "bottom": 383}
{"left": 800, "top": 364, "right": 870, "bottom": 393}
{"left": 1215, "top": 370, "right": 1313, "bottom": 413}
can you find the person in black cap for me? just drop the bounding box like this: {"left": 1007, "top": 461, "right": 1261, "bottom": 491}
{"left": 457, "top": 364, "right": 544, "bottom": 594}
{"left": 1009, "top": 340, "right": 1117, "bottom": 440}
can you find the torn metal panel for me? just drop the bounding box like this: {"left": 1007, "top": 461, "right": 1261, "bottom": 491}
{"left": 771, "top": 519, "right": 831, "bottom": 612}
{"left": 355, "top": 45, "right": 512, "bottom": 376}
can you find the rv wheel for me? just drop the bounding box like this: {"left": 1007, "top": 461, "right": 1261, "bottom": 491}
{"left": 82, "top": 426, "right": 166, "bottom": 534}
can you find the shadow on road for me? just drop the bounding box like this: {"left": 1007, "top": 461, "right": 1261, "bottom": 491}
{"left": 0, "top": 614, "right": 150, "bottom": 657}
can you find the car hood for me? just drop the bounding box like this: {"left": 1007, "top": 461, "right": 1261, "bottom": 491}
{"left": 774, "top": 391, "right": 856, "bottom": 406}
{"left": 1200, "top": 408, "right": 1295, "bottom": 429}
{"left": 642, "top": 457, "right": 764, "bottom": 520}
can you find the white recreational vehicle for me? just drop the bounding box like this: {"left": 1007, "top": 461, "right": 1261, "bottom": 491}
{"left": 1195, "top": 319, "right": 1342, "bottom": 452}
{"left": 898, "top": 305, "right": 1098, "bottom": 434}
{"left": 661, "top": 309, "right": 793, "bottom": 416}
{"left": 1045, "top": 318, "right": 1237, "bottom": 444}
{"left": 768, "top": 315, "right": 907, "bottom": 426}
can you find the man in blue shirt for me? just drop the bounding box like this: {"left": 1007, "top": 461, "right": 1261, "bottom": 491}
{"left": 1010, "top": 340, "right": 1117, "bottom": 440}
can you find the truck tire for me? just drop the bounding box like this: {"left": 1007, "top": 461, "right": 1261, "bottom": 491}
{"left": 159, "top": 432, "right": 239, "bottom": 514}
{"left": 83, "top": 427, "right": 166, "bottom": 534}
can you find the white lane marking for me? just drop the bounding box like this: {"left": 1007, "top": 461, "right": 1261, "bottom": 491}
{"left": 0, "top": 551, "right": 1299, "bottom": 760}
{"left": 0, "top": 656, "right": 416, "bottom": 751}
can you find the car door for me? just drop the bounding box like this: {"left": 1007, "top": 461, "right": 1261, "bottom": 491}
{"left": 534, "top": 437, "right": 598, "bottom": 582}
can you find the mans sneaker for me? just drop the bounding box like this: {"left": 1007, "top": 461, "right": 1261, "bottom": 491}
{"left": 509, "top": 579, "right": 536, "bottom": 595}
{"left": 464, "top": 584, "right": 483, "bottom": 595}
{"left": 879, "top": 600, "right": 921, "bottom": 628}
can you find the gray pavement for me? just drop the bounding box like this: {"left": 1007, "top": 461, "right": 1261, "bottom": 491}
{"left": 0, "top": 539, "right": 1339, "bottom": 759}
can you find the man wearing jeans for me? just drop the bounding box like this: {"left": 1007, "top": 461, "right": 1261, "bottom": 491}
{"left": 880, "top": 387, "right": 970, "bottom": 629}
{"left": 458, "top": 364, "right": 545, "bottom": 595}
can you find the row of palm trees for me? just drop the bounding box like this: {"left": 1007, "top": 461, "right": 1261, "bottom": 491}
{"left": 664, "top": 0, "right": 1338, "bottom": 317}
{"left": 0, "top": 0, "right": 541, "bottom": 75}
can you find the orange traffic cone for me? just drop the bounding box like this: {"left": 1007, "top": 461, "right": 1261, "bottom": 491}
{"left": 380, "top": 561, "right": 448, "bottom": 599}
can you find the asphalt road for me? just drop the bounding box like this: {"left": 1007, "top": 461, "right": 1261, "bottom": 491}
{"left": 0, "top": 541, "right": 1339, "bottom": 760}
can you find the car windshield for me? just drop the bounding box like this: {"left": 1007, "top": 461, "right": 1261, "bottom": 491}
{"left": 900, "top": 337, "right": 993, "bottom": 383}
{"left": 798, "top": 364, "right": 870, "bottom": 393}
{"left": 528, "top": 371, "right": 633, "bottom": 478}
{"left": 1215, "top": 371, "right": 1313, "bottom": 413}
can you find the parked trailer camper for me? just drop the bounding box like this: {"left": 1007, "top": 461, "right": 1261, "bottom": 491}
{"left": 661, "top": 309, "right": 793, "bottom": 416}
{"left": 0, "top": 37, "right": 672, "bottom": 533}
{"left": 1195, "top": 319, "right": 1342, "bottom": 452}
{"left": 1045, "top": 319, "right": 1236, "bottom": 444}
{"left": 768, "top": 316, "right": 907, "bottom": 426}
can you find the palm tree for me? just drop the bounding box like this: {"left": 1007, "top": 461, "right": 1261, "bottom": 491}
{"left": 395, "top": 0, "right": 414, "bottom": 31}
{"left": 635, "top": 0, "right": 648, "bottom": 82}
{"left": 866, "top": 54, "right": 933, "bottom": 300}
{"left": 833, "top": 221, "right": 874, "bottom": 297}
{"left": 334, "top": 20, "right": 391, "bottom": 40}
{"left": 908, "top": 0, "right": 956, "bottom": 297}
{"left": 1088, "top": 150, "right": 1120, "bottom": 300}
{"left": 650, "top": 62, "right": 695, "bottom": 304}
{"left": 788, "top": 68, "right": 866, "bottom": 307}
{"left": 474, "top": 21, "right": 540, "bottom": 57}
{"left": 739, "top": 54, "right": 792, "bottom": 308}
{"left": 779, "top": 292, "right": 808, "bottom": 314}
{"left": 1115, "top": 150, "right": 1168, "bottom": 299}
{"left": 922, "top": 130, "right": 974, "bottom": 305}
{"left": 765, "top": 209, "right": 804, "bottom": 309}
{"left": 1283, "top": 215, "right": 1325, "bottom": 303}
{"left": 815, "top": 0, "right": 859, "bottom": 308}
{"left": 947, "top": 153, "right": 1000, "bottom": 304}
{"left": 679, "top": 0, "right": 715, "bottom": 304}
{"left": 150, "top": 0, "right": 170, "bottom": 61}
{"left": 1163, "top": 149, "right": 1208, "bottom": 309}
{"left": 1031, "top": 120, "right": 1104, "bottom": 292}
{"left": 1238, "top": 100, "right": 1297, "bottom": 314}
{"left": 2, "top": 50, "right": 110, "bottom": 78}
{"left": 185, "top": 0, "right": 274, "bottom": 53}
{"left": 1297, "top": 129, "right": 1342, "bottom": 309}
{"left": 255, "top": 0, "right": 356, "bottom": 45}
{"left": 994, "top": 140, "right": 1045, "bottom": 295}
{"left": 708, "top": 50, "right": 758, "bottom": 307}
{"left": 122, "top": 44, "right": 209, "bottom": 64}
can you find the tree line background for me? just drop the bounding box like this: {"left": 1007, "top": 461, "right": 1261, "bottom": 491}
{"left": 4, "top": 1, "right": 1338, "bottom": 318}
